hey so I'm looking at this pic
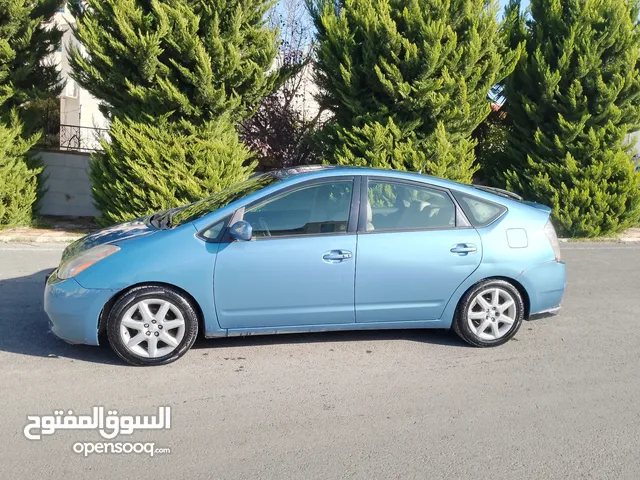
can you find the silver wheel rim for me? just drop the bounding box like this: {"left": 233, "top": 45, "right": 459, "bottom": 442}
{"left": 467, "top": 287, "right": 517, "bottom": 341}
{"left": 119, "top": 299, "right": 186, "bottom": 358}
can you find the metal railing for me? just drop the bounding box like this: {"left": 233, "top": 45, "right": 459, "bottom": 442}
{"left": 39, "top": 124, "right": 109, "bottom": 153}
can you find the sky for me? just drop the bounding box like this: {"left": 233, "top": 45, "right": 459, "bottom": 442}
{"left": 500, "top": 0, "right": 530, "bottom": 13}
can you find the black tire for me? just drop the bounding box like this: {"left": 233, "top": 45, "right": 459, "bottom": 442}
{"left": 452, "top": 279, "right": 524, "bottom": 348}
{"left": 107, "top": 285, "right": 199, "bottom": 366}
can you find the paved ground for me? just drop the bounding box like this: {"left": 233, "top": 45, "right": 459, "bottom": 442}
{"left": 0, "top": 242, "right": 639, "bottom": 479}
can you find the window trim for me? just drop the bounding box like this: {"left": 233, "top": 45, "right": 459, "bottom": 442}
{"left": 357, "top": 176, "right": 473, "bottom": 234}
{"left": 220, "top": 176, "right": 361, "bottom": 242}
{"left": 196, "top": 215, "right": 233, "bottom": 243}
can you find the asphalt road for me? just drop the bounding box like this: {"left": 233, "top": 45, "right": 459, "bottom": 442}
{"left": 0, "top": 242, "right": 639, "bottom": 480}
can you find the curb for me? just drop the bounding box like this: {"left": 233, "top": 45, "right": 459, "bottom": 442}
{"left": 559, "top": 237, "right": 640, "bottom": 243}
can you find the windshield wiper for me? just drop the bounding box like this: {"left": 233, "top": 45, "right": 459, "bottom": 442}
{"left": 148, "top": 211, "right": 165, "bottom": 229}
{"left": 161, "top": 210, "right": 176, "bottom": 229}
{"left": 148, "top": 208, "right": 176, "bottom": 230}
{"left": 156, "top": 206, "right": 186, "bottom": 229}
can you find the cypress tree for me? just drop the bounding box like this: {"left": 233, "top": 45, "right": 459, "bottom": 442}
{"left": 309, "top": 0, "right": 520, "bottom": 183}
{"left": 502, "top": 0, "right": 640, "bottom": 237}
{"left": 90, "top": 115, "right": 254, "bottom": 225}
{"left": 69, "top": 0, "right": 278, "bottom": 123}
{"left": 0, "top": 0, "right": 63, "bottom": 123}
{"left": 69, "top": 0, "right": 279, "bottom": 224}
{"left": 0, "top": 0, "right": 62, "bottom": 227}
{"left": 0, "top": 114, "right": 41, "bottom": 227}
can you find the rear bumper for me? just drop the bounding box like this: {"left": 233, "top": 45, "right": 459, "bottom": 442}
{"left": 528, "top": 305, "right": 561, "bottom": 320}
{"left": 518, "top": 260, "right": 566, "bottom": 317}
{"left": 44, "top": 272, "right": 115, "bottom": 346}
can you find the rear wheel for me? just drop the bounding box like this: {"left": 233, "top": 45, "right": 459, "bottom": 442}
{"left": 452, "top": 279, "right": 524, "bottom": 347}
{"left": 107, "top": 286, "right": 199, "bottom": 366}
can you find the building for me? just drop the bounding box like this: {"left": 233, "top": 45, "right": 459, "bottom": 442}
{"left": 51, "top": 2, "right": 109, "bottom": 152}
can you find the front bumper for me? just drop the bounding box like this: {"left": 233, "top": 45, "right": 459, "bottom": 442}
{"left": 44, "top": 271, "right": 116, "bottom": 346}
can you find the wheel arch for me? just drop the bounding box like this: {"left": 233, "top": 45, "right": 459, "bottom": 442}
{"left": 455, "top": 276, "right": 531, "bottom": 320}
{"left": 97, "top": 282, "right": 206, "bottom": 341}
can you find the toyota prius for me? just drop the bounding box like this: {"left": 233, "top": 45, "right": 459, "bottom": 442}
{"left": 44, "top": 166, "right": 566, "bottom": 366}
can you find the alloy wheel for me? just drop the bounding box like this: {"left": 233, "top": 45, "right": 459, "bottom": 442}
{"left": 466, "top": 287, "right": 517, "bottom": 341}
{"left": 119, "top": 299, "right": 186, "bottom": 358}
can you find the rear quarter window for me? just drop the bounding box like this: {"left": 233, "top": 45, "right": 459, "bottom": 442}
{"left": 453, "top": 192, "right": 506, "bottom": 227}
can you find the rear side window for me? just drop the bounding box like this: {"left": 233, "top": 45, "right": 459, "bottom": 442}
{"left": 453, "top": 192, "right": 506, "bottom": 227}
{"left": 366, "top": 180, "right": 456, "bottom": 231}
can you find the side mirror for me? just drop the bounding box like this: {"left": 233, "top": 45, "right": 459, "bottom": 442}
{"left": 228, "top": 220, "right": 252, "bottom": 242}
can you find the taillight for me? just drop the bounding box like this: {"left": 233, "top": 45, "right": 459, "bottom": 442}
{"left": 544, "top": 220, "right": 561, "bottom": 262}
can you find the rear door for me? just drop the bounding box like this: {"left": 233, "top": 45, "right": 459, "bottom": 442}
{"left": 355, "top": 177, "right": 482, "bottom": 323}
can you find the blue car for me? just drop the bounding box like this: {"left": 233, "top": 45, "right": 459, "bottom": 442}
{"left": 44, "top": 166, "right": 566, "bottom": 366}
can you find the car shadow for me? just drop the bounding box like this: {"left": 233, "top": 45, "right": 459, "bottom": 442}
{"left": 0, "top": 268, "right": 122, "bottom": 365}
{"left": 0, "top": 268, "right": 467, "bottom": 366}
{"left": 192, "top": 328, "right": 467, "bottom": 351}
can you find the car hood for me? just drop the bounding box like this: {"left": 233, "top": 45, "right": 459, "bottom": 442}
{"left": 61, "top": 219, "right": 156, "bottom": 261}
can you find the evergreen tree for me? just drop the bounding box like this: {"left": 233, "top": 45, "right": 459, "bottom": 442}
{"left": 90, "top": 115, "right": 254, "bottom": 225}
{"left": 0, "top": 1, "right": 60, "bottom": 227}
{"left": 0, "top": 113, "right": 41, "bottom": 227}
{"left": 309, "top": 0, "right": 520, "bottom": 183}
{"left": 472, "top": 103, "right": 511, "bottom": 183}
{"left": 0, "top": 0, "right": 63, "bottom": 124}
{"left": 70, "top": 0, "right": 279, "bottom": 224}
{"left": 69, "top": 0, "right": 279, "bottom": 123}
{"left": 502, "top": 0, "right": 640, "bottom": 237}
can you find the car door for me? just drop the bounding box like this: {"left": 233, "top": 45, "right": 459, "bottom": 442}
{"left": 355, "top": 177, "right": 482, "bottom": 323}
{"left": 213, "top": 177, "right": 359, "bottom": 330}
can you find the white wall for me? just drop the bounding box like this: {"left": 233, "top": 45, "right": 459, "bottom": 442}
{"left": 627, "top": 132, "right": 640, "bottom": 159}
{"left": 52, "top": 4, "right": 110, "bottom": 151}
{"left": 37, "top": 150, "right": 99, "bottom": 218}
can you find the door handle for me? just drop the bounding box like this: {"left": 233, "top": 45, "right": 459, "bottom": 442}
{"left": 450, "top": 244, "right": 477, "bottom": 255}
{"left": 323, "top": 250, "right": 353, "bottom": 262}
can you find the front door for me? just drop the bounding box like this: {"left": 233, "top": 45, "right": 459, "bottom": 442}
{"left": 214, "top": 179, "right": 358, "bottom": 329}
{"left": 355, "top": 178, "right": 482, "bottom": 323}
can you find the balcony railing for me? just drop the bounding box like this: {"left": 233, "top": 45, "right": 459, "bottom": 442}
{"left": 39, "top": 124, "right": 109, "bottom": 153}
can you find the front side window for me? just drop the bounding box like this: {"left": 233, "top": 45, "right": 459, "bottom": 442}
{"left": 244, "top": 181, "right": 353, "bottom": 238}
{"left": 201, "top": 217, "right": 230, "bottom": 241}
{"left": 366, "top": 180, "right": 456, "bottom": 231}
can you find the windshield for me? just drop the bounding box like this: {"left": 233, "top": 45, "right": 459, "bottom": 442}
{"left": 154, "top": 173, "right": 282, "bottom": 228}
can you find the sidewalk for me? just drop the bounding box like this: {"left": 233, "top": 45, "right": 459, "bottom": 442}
{"left": 619, "top": 227, "right": 640, "bottom": 242}
{"left": 560, "top": 227, "right": 640, "bottom": 243}
{"left": 0, "top": 216, "right": 98, "bottom": 244}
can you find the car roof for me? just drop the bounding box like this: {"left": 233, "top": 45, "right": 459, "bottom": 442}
{"left": 275, "top": 165, "right": 460, "bottom": 187}
{"left": 272, "top": 165, "right": 511, "bottom": 204}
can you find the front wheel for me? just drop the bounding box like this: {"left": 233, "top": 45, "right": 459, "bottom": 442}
{"left": 107, "top": 286, "right": 199, "bottom": 366}
{"left": 452, "top": 280, "right": 524, "bottom": 347}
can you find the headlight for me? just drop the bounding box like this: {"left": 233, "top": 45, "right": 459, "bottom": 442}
{"left": 57, "top": 244, "right": 120, "bottom": 280}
